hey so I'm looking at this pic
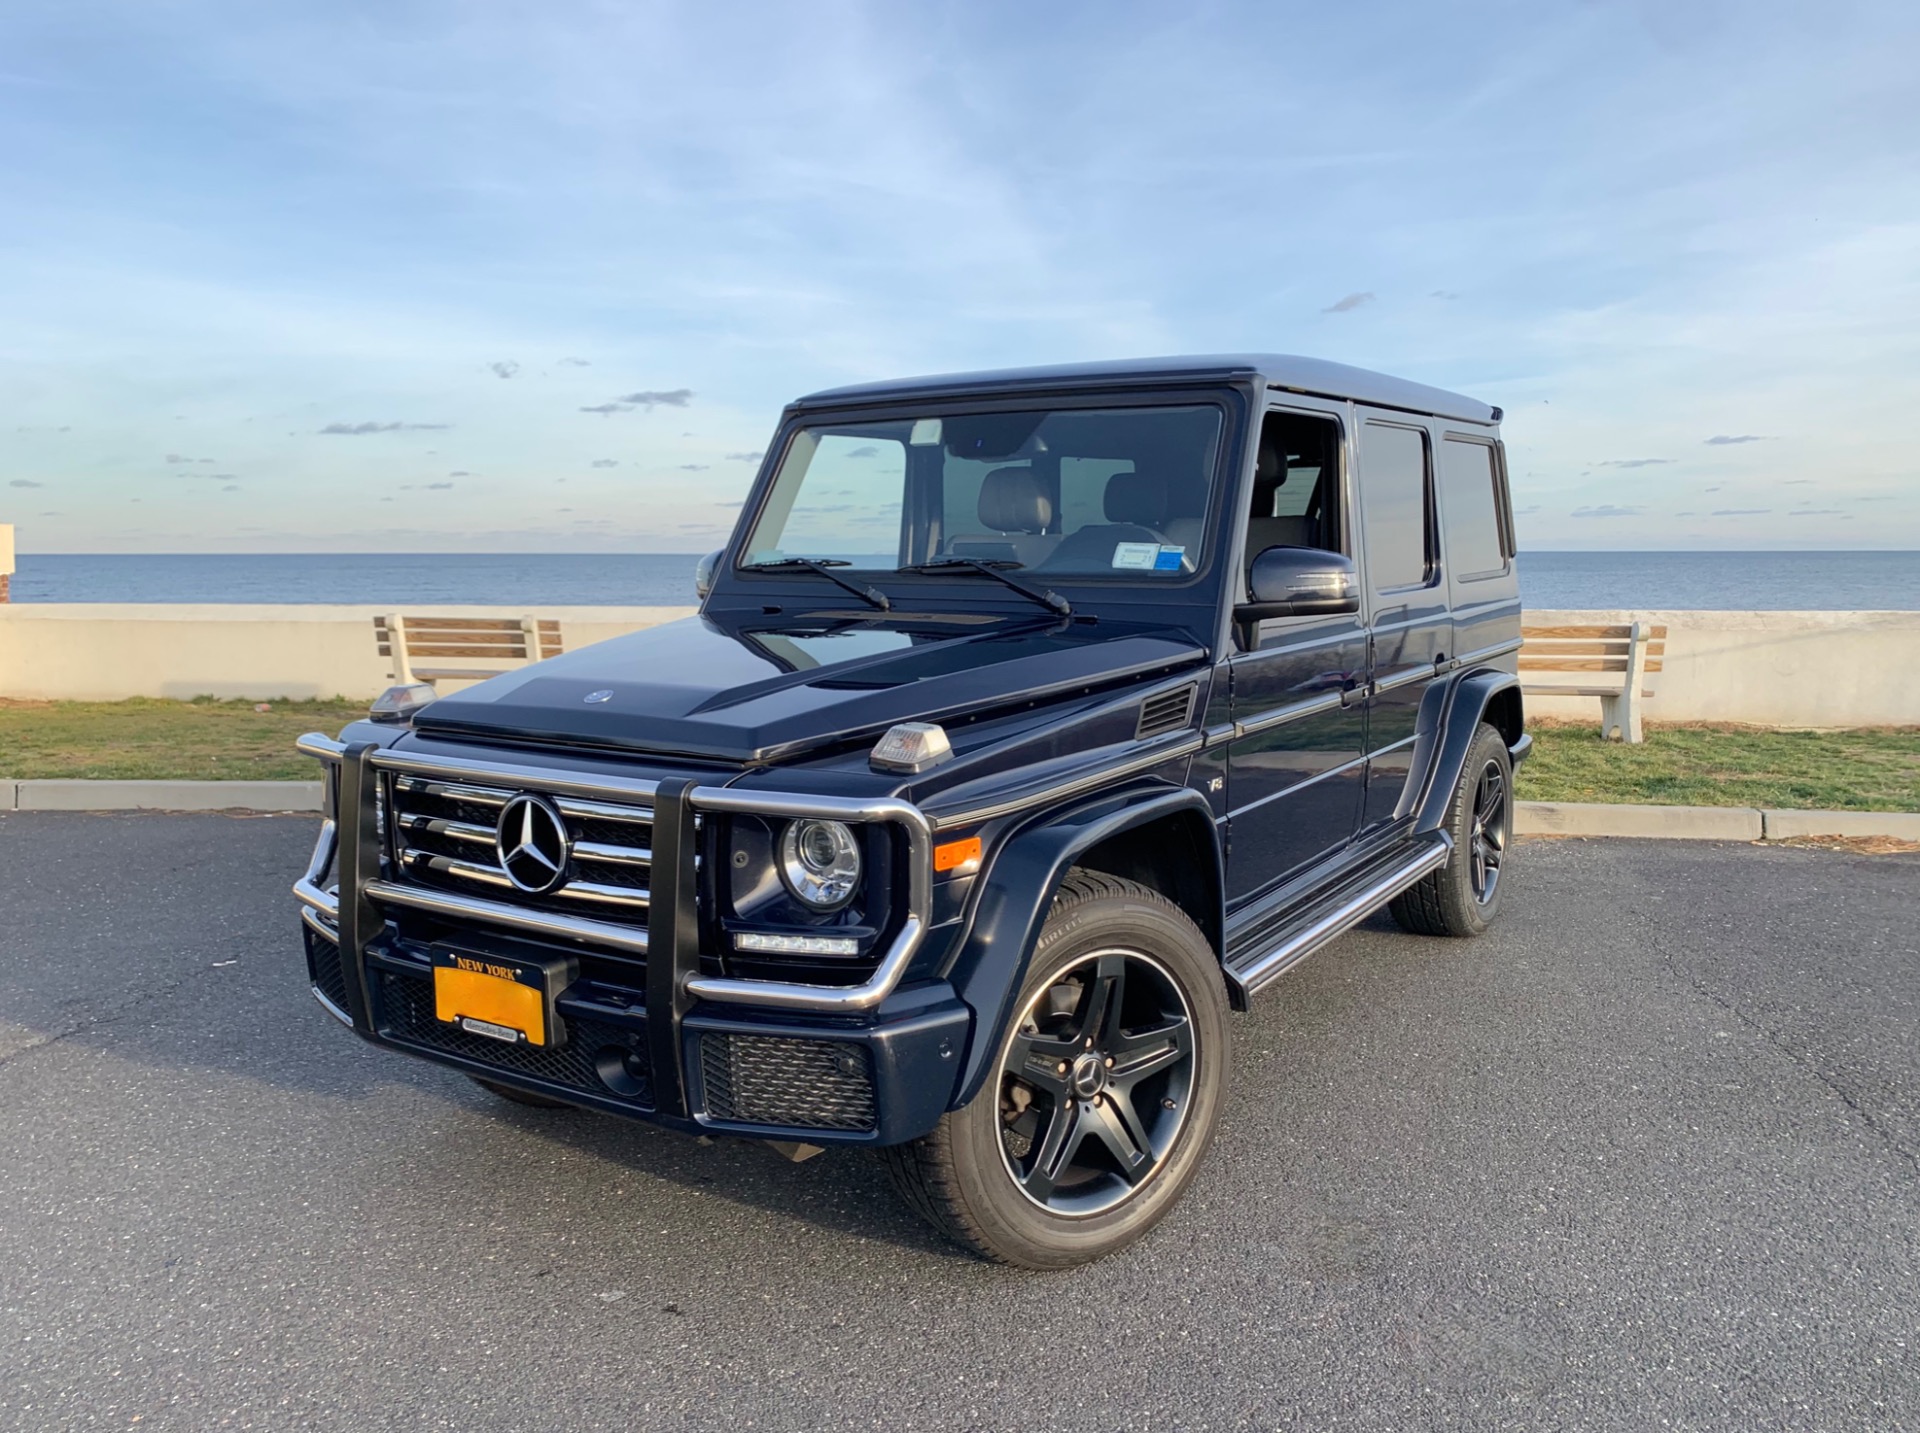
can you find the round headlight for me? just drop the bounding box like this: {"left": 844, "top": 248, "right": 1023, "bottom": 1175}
{"left": 779, "top": 819, "right": 862, "bottom": 909}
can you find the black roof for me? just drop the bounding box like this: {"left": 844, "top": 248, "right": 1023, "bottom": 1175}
{"left": 794, "top": 353, "right": 1498, "bottom": 425}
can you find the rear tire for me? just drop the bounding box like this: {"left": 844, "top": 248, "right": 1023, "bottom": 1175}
{"left": 880, "top": 870, "right": 1229, "bottom": 1268}
{"left": 468, "top": 1076, "right": 575, "bottom": 1109}
{"left": 1390, "top": 720, "right": 1513, "bottom": 937}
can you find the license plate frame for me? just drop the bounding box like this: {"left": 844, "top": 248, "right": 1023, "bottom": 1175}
{"left": 429, "top": 945, "right": 576, "bottom": 1048}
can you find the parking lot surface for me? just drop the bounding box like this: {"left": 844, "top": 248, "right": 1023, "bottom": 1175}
{"left": 0, "top": 813, "right": 1915, "bottom": 1431}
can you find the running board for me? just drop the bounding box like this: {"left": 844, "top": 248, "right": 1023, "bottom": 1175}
{"left": 1224, "top": 832, "right": 1453, "bottom": 1002}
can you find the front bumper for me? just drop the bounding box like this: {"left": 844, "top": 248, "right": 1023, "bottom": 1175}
{"left": 294, "top": 736, "right": 969, "bottom": 1145}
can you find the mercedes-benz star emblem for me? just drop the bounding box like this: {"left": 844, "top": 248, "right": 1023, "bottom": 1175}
{"left": 496, "top": 794, "right": 571, "bottom": 894}
{"left": 583, "top": 689, "right": 614, "bottom": 704}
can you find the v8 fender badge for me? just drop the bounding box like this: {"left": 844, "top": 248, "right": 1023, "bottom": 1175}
{"left": 583, "top": 689, "right": 614, "bottom": 704}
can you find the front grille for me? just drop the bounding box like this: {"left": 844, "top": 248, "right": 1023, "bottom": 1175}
{"left": 700, "top": 1032, "right": 876, "bottom": 1132}
{"left": 385, "top": 774, "right": 657, "bottom": 923}
{"left": 377, "top": 968, "right": 654, "bottom": 1108}
{"left": 305, "top": 927, "right": 351, "bottom": 1012}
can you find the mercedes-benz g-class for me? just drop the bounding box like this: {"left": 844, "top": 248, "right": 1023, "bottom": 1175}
{"left": 294, "top": 354, "right": 1526, "bottom": 1267}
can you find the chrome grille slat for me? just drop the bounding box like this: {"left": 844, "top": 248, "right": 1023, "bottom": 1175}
{"left": 572, "top": 840, "right": 652, "bottom": 867}
{"left": 404, "top": 852, "right": 651, "bottom": 911}
{"left": 556, "top": 796, "right": 655, "bottom": 824}
{"left": 394, "top": 776, "right": 514, "bottom": 808}
{"left": 401, "top": 816, "right": 496, "bottom": 846}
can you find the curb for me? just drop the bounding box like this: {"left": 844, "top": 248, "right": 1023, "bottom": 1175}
{"left": 1517, "top": 801, "right": 1920, "bottom": 843}
{"left": 3, "top": 779, "right": 323, "bottom": 813}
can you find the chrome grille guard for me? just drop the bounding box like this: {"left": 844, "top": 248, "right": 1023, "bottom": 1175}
{"left": 293, "top": 733, "right": 933, "bottom": 1015}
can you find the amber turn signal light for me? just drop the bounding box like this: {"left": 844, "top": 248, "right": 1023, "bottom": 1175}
{"left": 933, "top": 836, "right": 982, "bottom": 873}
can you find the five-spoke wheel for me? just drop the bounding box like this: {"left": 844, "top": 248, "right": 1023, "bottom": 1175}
{"left": 881, "top": 871, "right": 1228, "bottom": 1268}
{"left": 997, "top": 950, "right": 1196, "bottom": 1215}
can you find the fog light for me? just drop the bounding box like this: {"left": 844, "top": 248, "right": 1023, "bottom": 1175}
{"left": 734, "top": 931, "right": 860, "bottom": 956}
{"left": 779, "top": 818, "right": 862, "bottom": 909}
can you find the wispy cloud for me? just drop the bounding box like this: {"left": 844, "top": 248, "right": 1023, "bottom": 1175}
{"left": 725, "top": 452, "right": 765, "bottom": 463}
{"left": 558, "top": 358, "right": 591, "bottom": 368}
{"left": 678, "top": 463, "right": 709, "bottom": 471}
{"left": 10, "top": 479, "right": 44, "bottom": 488}
{"left": 1322, "top": 292, "right": 1373, "bottom": 314}
{"left": 318, "top": 421, "right": 449, "bottom": 435}
{"left": 1598, "top": 459, "right": 1673, "bottom": 469}
{"left": 617, "top": 389, "right": 694, "bottom": 409}
{"left": 1705, "top": 435, "right": 1769, "bottom": 445}
{"left": 591, "top": 458, "right": 619, "bottom": 467}
{"left": 1571, "top": 505, "right": 1643, "bottom": 518}
{"left": 1711, "top": 508, "right": 1771, "bottom": 516}
{"left": 489, "top": 360, "right": 519, "bottom": 379}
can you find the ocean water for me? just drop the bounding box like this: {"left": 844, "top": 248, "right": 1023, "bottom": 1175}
{"left": 8, "top": 549, "right": 1919, "bottom": 610}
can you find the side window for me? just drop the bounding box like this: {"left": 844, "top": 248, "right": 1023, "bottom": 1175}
{"left": 1358, "top": 421, "right": 1433, "bottom": 593}
{"left": 1439, "top": 438, "right": 1508, "bottom": 579}
{"left": 1244, "top": 411, "right": 1346, "bottom": 592}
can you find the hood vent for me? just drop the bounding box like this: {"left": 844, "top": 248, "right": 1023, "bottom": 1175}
{"left": 1136, "top": 683, "right": 1198, "bottom": 740}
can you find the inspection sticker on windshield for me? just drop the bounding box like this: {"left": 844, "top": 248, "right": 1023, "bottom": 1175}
{"left": 1113, "top": 542, "right": 1184, "bottom": 571}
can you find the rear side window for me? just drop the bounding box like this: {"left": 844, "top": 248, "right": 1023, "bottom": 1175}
{"left": 1358, "top": 421, "right": 1433, "bottom": 592}
{"left": 1439, "top": 438, "right": 1509, "bottom": 579}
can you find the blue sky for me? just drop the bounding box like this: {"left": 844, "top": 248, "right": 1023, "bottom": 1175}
{"left": 2, "top": 0, "right": 1916, "bottom": 553}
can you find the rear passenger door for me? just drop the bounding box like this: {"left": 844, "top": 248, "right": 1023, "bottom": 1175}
{"left": 1355, "top": 412, "right": 1448, "bottom": 832}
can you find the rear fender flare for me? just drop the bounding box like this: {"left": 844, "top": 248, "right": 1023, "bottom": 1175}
{"left": 943, "top": 785, "right": 1220, "bottom": 1108}
{"left": 1410, "top": 669, "right": 1521, "bottom": 832}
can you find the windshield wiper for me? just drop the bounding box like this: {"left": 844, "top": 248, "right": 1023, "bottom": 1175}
{"left": 900, "top": 558, "right": 1072, "bottom": 618}
{"left": 745, "top": 557, "right": 892, "bottom": 612}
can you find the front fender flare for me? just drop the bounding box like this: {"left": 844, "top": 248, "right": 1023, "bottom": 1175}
{"left": 942, "top": 784, "right": 1220, "bottom": 1109}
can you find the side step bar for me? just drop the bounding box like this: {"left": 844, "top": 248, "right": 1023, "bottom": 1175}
{"left": 1225, "top": 832, "right": 1453, "bottom": 1003}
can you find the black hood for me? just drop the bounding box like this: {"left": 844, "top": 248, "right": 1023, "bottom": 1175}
{"left": 409, "top": 612, "right": 1207, "bottom": 765}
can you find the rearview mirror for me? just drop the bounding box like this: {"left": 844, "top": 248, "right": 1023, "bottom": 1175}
{"left": 1236, "top": 546, "right": 1358, "bottom": 621}
{"left": 695, "top": 549, "right": 722, "bottom": 601}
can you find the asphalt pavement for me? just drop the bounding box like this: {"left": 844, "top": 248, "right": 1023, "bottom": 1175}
{"left": 0, "top": 813, "right": 1915, "bottom": 1432}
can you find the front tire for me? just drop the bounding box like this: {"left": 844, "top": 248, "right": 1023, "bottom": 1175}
{"left": 881, "top": 871, "right": 1230, "bottom": 1268}
{"left": 1390, "top": 720, "right": 1514, "bottom": 937}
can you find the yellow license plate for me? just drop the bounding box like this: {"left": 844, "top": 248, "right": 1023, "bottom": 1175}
{"left": 432, "top": 951, "right": 552, "bottom": 1046}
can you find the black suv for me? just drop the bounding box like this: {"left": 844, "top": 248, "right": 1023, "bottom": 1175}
{"left": 295, "top": 354, "right": 1526, "bottom": 1268}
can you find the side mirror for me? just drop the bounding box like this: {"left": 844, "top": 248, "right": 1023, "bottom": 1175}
{"left": 1236, "top": 546, "right": 1358, "bottom": 621}
{"left": 694, "top": 549, "right": 722, "bottom": 601}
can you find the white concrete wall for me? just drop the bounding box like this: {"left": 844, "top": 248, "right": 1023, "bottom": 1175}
{"left": 1523, "top": 609, "right": 1920, "bottom": 729}
{"left": 0, "top": 604, "right": 697, "bottom": 701}
{"left": 0, "top": 602, "right": 1914, "bottom": 727}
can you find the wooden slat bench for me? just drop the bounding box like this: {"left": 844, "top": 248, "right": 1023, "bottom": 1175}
{"left": 1519, "top": 621, "right": 1666, "bottom": 742}
{"left": 375, "top": 614, "right": 564, "bottom": 687}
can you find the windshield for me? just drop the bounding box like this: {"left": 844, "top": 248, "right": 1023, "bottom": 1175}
{"left": 740, "top": 403, "right": 1224, "bottom": 579}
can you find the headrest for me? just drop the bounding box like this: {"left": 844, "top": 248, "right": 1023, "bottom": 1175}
{"left": 978, "top": 466, "right": 1052, "bottom": 534}
{"left": 1256, "top": 435, "right": 1287, "bottom": 485}
{"left": 1104, "top": 469, "right": 1167, "bottom": 527}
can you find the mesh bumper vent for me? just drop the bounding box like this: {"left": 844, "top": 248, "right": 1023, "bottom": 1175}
{"left": 304, "top": 928, "right": 351, "bottom": 1013}
{"left": 700, "top": 1032, "right": 876, "bottom": 1132}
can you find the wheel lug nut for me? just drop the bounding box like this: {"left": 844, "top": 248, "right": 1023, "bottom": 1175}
{"left": 1085, "top": 1038, "right": 1094, "bottom": 1049}
{"left": 1161, "top": 1098, "right": 1177, "bottom": 1109}
{"left": 1056, "top": 1061, "right": 1068, "bottom": 1074}
{"left": 1104, "top": 1057, "right": 1114, "bottom": 1068}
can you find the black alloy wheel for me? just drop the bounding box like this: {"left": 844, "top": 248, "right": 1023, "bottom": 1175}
{"left": 1467, "top": 757, "right": 1510, "bottom": 904}
{"left": 1389, "top": 720, "right": 1515, "bottom": 938}
{"left": 996, "top": 949, "right": 1196, "bottom": 1216}
{"left": 880, "top": 870, "right": 1229, "bottom": 1268}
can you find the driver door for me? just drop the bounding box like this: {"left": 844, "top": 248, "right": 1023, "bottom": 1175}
{"left": 1224, "top": 401, "right": 1368, "bottom": 907}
